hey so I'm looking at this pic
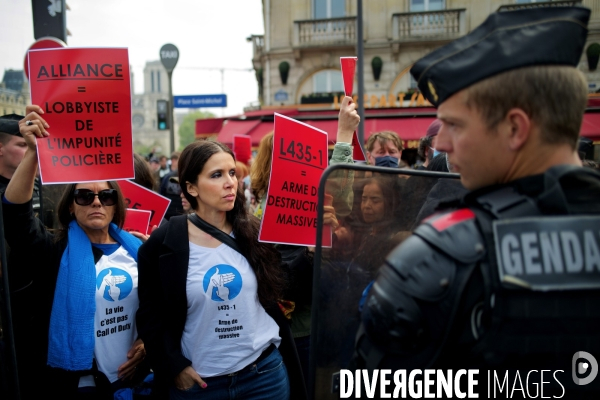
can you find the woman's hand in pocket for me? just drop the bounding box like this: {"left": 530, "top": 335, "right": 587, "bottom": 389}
{"left": 175, "top": 366, "right": 207, "bottom": 391}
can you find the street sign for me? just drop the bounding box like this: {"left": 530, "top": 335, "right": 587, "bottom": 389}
{"left": 159, "top": 44, "right": 178, "bottom": 153}
{"left": 274, "top": 90, "right": 288, "bottom": 102}
{"left": 159, "top": 43, "right": 179, "bottom": 72}
{"left": 173, "top": 94, "right": 227, "bottom": 108}
{"left": 24, "top": 37, "right": 67, "bottom": 80}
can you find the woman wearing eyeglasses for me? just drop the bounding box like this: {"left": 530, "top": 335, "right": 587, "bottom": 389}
{"left": 2, "top": 105, "right": 147, "bottom": 399}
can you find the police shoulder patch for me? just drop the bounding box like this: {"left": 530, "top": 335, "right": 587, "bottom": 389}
{"left": 427, "top": 208, "right": 475, "bottom": 232}
{"left": 416, "top": 208, "right": 484, "bottom": 264}
{"left": 493, "top": 215, "right": 600, "bottom": 291}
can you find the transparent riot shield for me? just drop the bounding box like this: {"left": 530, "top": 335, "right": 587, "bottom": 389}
{"left": 309, "top": 164, "right": 462, "bottom": 399}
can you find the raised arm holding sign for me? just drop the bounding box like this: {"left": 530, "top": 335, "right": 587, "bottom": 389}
{"left": 28, "top": 47, "right": 134, "bottom": 184}
{"left": 3, "top": 105, "right": 147, "bottom": 398}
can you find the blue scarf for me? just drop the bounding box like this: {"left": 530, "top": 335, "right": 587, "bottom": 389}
{"left": 47, "top": 221, "right": 142, "bottom": 371}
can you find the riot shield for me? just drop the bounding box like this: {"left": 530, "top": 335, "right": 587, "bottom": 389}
{"left": 309, "top": 164, "right": 462, "bottom": 399}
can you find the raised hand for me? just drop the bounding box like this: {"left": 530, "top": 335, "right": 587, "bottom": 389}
{"left": 19, "top": 104, "right": 50, "bottom": 151}
{"left": 337, "top": 96, "right": 360, "bottom": 144}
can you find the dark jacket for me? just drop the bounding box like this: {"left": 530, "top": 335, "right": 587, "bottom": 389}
{"left": 136, "top": 214, "right": 307, "bottom": 400}
{"left": 1, "top": 200, "right": 111, "bottom": 398}
{"left": 158, "top": 171, "right": 183, "bottom": 220}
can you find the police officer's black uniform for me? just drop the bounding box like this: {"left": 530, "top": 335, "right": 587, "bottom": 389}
{"left": 356, "top": 167, "right": 600, "bottom": 383}
{"left": 355, "top": 6, "right": 600, "bottom": 398}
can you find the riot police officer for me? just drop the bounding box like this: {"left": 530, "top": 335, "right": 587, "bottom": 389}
{"left": 356, "top": 6, "right": 600, "bottom": 397}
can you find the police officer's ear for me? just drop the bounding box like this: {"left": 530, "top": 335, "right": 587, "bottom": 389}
{"left": 504, "top": 108, "right": 531, "bottom": 152}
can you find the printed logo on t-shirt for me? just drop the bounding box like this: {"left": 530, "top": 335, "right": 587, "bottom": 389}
{"left": 203, "top": 264, "right": 242, "bottom": 301}
{"left": 96, "top": 268, "right": 133, "bottom": 301}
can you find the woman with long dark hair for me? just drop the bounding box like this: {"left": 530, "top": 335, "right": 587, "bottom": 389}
{"left": 2, "top": 106, "right": 146, "bottom": 399}
{"left": 136, "top": 140, "right": 303, "bottom": 400}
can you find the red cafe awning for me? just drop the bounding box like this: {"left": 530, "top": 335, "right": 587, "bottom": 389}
{"left": 248, "top": 121, "right": 274, "bottom": 146}
{"left": 195, "top": 118, "right": 225, "bottom": 138}
{"left": 213, "top": 110, "right": 600, "bottom": 149}
{"left": 245, "top": 117, "right": 437, "bottom": 146}
{"left": 364, "top": 117, "right": 436, "bottom": 142}
{"left": 216, "top": 120, "right": 261, "bottom": 145}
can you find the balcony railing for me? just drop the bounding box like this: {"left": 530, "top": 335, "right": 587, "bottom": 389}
{"left": 293, "top": 16, "right": 356, "bottom": 47}
{"left": 248, "top": 35, "right": 264, "bottom": 57}
{"left": 248, "top": 34, "right": 264, "bottom": 70}
{"left": 498, "top": 0, "right": 581, "bottom": 12}
{"left": 392, "top": 9, "right": 466, "bottom": 41}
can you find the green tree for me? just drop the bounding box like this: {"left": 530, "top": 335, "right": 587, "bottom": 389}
{"left": 178, "top": 110, "right": 216, "bottom": 149}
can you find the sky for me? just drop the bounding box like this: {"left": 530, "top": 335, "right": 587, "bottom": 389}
{"left": 1, "top": 0, "right": 265, "bottom": 117}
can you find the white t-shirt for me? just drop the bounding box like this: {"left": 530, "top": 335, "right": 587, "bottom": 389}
{"left": 93, "top": 246, "right": 139, "bottom": 383}
{"left": 182, "top": 240, "right": 281, "bottom": 377}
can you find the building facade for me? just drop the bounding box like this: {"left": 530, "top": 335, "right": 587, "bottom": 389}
{"left": 0, "top": 70, "right": 30, "bottom": 117}
{"left": 131, "top": 60, "right": 178, "bottom": 155}
{"left": 249, "top": 0, "right": 600, "bottom": 109}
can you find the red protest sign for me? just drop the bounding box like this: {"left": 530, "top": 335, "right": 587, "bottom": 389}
{"left": 340, "top": 57, "right": 365, "bottom": 161}
{"left": 340, "top": 57, "right": 357, "bottom": 96}
{"left": 28, "top": 47, "right": 134, "bottom": 184}
{"left": 233, "top": 135, "right": 252, "bottom": 165}
{"left": 123, "top": 209, "right": 152, "bottom": 235}
{"left": 259, "top": 113, "right": 331, "bottom": 247}
{"left": 117, "top": 180, "right": 171, "bottom": 230}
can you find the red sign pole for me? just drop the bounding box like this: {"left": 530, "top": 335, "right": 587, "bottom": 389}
{"left": 259, "top": 114, "right": 331, "bottom": 247}
{"left": 28, "top": 47, "right": 134, "bottom": 184}
{"left": 340, "top": 56, "right": 366, "bottom": 161}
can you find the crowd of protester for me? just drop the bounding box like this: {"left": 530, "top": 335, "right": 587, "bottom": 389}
{"left": 2, "top": 8, "right": 600, "bottom": 398}
{"left": 1, "top": 89, "right": 599, "bottom": 399}
{"left": 0, "top": 95, "right": 359, "bottom": 399}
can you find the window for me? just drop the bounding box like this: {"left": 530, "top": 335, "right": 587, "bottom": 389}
{"left": 151, "top": 71, "right": 155, "bottom": 92}
{"left": 410, "top": 0, "right": 446, "bottom": 35}
{"left": 313, "top": 70, "right": 343, "bottom": 93}
{"left": 410, "top": 0, "right": 445, "bottom": 12}
{"left": 157, "top": 70, "right": 161, "bottom": 92}
{"left": 313, "top": 0, "right": 345, "bottom": 19}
